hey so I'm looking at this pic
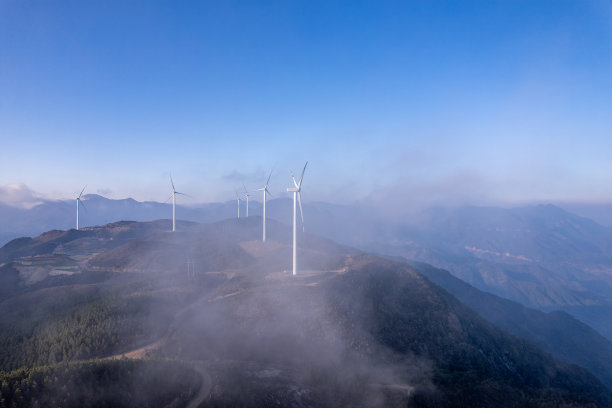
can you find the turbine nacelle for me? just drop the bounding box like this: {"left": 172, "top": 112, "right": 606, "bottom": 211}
{"left": 242, "top": 184, "right": 252, "bottom": 198}
{"left": 76, "top": 185, "right": 87, "bottom": 201}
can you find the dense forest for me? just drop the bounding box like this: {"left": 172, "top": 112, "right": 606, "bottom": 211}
{"left": 0, "top": 359, "right": 199, "bottom": 408}
{"left": 0, "top": 279, "right": 183, "bottom": 372}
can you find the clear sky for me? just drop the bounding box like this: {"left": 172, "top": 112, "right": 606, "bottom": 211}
{"left": 1, "top": 0, "right": 611, "bottom": 209}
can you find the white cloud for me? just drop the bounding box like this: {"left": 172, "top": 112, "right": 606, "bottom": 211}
{"left": 0, "top": 183, "right": 46, "bottom": 209}
{"left": 97, "top": 188, "right": 113, "bottom": 196}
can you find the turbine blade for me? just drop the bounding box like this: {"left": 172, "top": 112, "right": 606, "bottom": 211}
{"left": 297, "top": 191, "right": 304, "bottom": 232}
{"left": 78, "top": 185, "right": 87, "bottom": 199}
{"left": 265, "top": 188, "right": 273, "bottom": 198}
{"left": 297, "top": 161, "right": 308, "bottom": 188}
{"left": 242, "top": 183, "right": 248, "bottom": 195}
{"left": 164, "top": 195, "right": 173, "bottom": 203}
{"left": 292, "top": 173, "right": 299, "bottom": 189}
{"left": 170, "top": 174, "right": 175, "bottom": 191}
{"left": 79, "top": 199, "right": 87, "bottom": 212}
{"left": 265, "top": 168, "right": 273, "bottom": 187}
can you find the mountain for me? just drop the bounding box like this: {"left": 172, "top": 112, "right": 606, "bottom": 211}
{"left": 355, "top": 205, "right": 612, "bottom": 340}
{"left": 0, "top": 194, "right": 242, "bottom": 245}
{"left": 266, "top": 202, "right": 612, "bottom": 342}
{"left": 410, "top": 260, "right": 612, "bottom": 388}
{"left": 0, "top": 219, "right": 610, "bottom": 407}
{"left": 3, "top": 195, "right": 612, "bottom": 340}
{"left": 556, "top": 202, "right": 612, "bottom": 227}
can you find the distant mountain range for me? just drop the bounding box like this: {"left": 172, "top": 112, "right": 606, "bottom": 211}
{"left": 1, "top": 218, "right": 610, "bottom": 407}
{"left": 364, "top": 205, "right": 612, "bottom": 340}
{"left": 2, "top": 194, "right": 612, "bottom": 341}
{"left": 0, "top": 194, "right": 241, "bottom": 245}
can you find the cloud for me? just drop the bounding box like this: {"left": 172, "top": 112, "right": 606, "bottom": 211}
{"left": 0, "top": 183, "right": 46, "bottom": 209}
{"left": 364, "top": 171, "right": 497, "bottom": 218}
{"left": 97, "top": 188, "right": 113, "bottom": 196}
{"left": 221, "top": 168, "right": 268, "bottom": 186}
{"left": 222, "top": 171, "right": 249, "bottom": 182}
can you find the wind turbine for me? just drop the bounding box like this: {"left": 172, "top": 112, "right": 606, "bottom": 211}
{"left": 76, "top": 185, "right": 87, "bottom": 230}
{"left": 242, "top": 184, "right": 252, "bottom": 217}
{"left": 168, "top": 176, "right": 186, "bottom": 232}
{"left": 257, "top": 168, "right": 273, "bottom": 242}
{"left": 235, "top": 189, "right": 242, "bottom": 218}
{"left": 286, "top": 162, "right": 307, "bottom": 276}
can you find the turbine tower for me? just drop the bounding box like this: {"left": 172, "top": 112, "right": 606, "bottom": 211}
{"left": 242, "top": 184, "right": 251, "bottom": 217}
{"left": 169, "top": 176, "right": 186, "bottom": 232}
{"left": 75, "top": 185, "right": 87, "bottom": 230}
{"left": 286, "top": 162, "right": 307, "bottom": 276}
{"left": 257, "top": 169, "right": 273, "bottom": 242}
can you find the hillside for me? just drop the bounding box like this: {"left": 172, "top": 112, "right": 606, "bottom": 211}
{"left": 411, "top": 261, "right": 612, "bottom": 389}
{"left": 0, "top": 360, "right": 200, "bottom": 408}
{"left": 356, "top": 205, "right": 612, "bottom": 340}
{"left": 0, "top": 218, "right": 611, "bottom": 406}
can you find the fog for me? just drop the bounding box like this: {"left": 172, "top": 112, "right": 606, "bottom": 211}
{"left": 82, "top": 219, "right": 438, "bottom": 406}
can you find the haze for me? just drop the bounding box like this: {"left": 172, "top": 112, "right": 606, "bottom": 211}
{"left": 1, "top": 1, "right": 611, "bottom": 209}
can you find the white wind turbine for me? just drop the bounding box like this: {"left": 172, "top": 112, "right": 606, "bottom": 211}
{"left": 242, "top": 184, "right": 252, "bottom": 217}
{"left": 235, "top": 189, "right": 243, "bottom": 218}
{"left": 168, "top": 176, "right": 186, "bottom": 232}
{"left": 286, "top": 162, "right": 307, "bottom": 276}
{"left": 257, "top": 169, "right": 273, "bottom": 242}
{"left": 75, "top": 185, "right": 87, "bottom": 230}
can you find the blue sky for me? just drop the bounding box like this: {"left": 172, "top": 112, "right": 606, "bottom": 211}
{"left": 1, "top": 0, "right": 611, "bottom": 208}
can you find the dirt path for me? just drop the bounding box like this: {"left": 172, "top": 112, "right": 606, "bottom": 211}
{"left": 104, "top": 290, "right": 211, "bottom": 360}
{"left": 105, "top": 338, "right": 164, "bottom": 360}
{"left": 185, "top": 362, "right": 213, "bottom": 408}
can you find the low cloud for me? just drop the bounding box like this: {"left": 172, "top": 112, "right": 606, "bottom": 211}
{"left": 364, "top": 171, "right": 496, "bottom": 218}
{"left": 97, "top": 188, "right": 113, "bottom": 196}
{"left": 222, "top": 168, "right": 270, "bottom": 190}
{"left": 0, "top": 183, "right": 46, "bottom": 209}
{"left": 222, "top": 171, "right": 249, "bottom": 182}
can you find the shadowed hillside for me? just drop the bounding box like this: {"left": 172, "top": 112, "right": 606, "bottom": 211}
{"left": 411, "top": 260, "right": 612, "bottom": 389}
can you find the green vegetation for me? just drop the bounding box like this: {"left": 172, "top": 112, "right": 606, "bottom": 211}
{"left": 0, "top": 359, "right": 199, "bottom": 408}
{"left": 0, "top": 288, "right": 162, "bottom": 371}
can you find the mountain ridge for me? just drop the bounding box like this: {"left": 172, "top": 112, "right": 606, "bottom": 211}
{"left": 2, "top": 196, "right": 612, "bottom": 339}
